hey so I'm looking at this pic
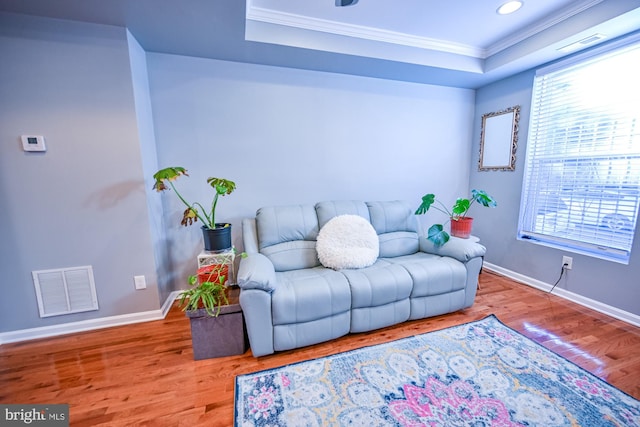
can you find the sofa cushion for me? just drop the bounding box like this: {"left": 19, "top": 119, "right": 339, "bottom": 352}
{"left": 261, "top": 241, "right": 319, "bottom": 272}
{"left": 256, "top": 204, "right": 320, "bottom": 271}
{"left": 385, "top": 252, "right": 468, "bottom": 319}
{"left": 385, "top": 252, "right": 467, "bottom": 297}
{"left": 271, "top": 267, "right": 352, "bottom": 325}
{"left": 367, "top": 201, "right": 419, "bottom": 257}
{"left": 366, "top": 200, "right": 417, "bottom": 234}
{"left": 341, "top": 259, "right": 413, "bottom": 308}
{"left": 316, "top": 200, "right": 370, "bottom": 229}
{"left": 273, "top": 312, "right": 351, "bottom": 352}
{"left": 342, "top": 259, "right": 413, "bottom": 332}
{"left": 316, "top": 214, "right": 379, "bottom": 269}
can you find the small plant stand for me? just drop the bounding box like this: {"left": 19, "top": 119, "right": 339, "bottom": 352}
{"left": 186, "top": 286, "right": 248, "bottom": 360}
{"left": 186, "top": 248, "right": 248, "bottom": 360}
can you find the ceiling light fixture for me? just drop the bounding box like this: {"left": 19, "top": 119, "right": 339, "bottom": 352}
{"left": 497, "top": 1, "right": 523, "bottom": 15}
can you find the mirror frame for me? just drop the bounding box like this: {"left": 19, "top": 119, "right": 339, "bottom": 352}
{"left": 478, "top": 105, "right": 520, "bottom": 171}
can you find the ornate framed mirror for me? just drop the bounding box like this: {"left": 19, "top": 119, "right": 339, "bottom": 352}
{"left": 479, "top": 105, "right": 520, "bottom": 171}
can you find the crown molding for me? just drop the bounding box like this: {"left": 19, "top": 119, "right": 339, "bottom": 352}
{"left": 486, "top": 0, "right": 604, "bottom": 56}
{"left": 248, "top": 0, "right": 605, "bottom": 61}
{"left": 246, "top": 6, "right": 484, "bottom": 58}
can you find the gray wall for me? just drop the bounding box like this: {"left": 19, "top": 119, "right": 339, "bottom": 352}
{"left": 2, "top": 10, "right": 636, "bottom": 337}
{"left": 126, "top": 31, "right": 172, "bottom": 305}
{"left": 0, "top": 12, "right": 476, "bottom": 335}
{"left": 470, "top": 70, "right": 640, "bottom": 317}
{"left": 146, "top": 53, "right": 476, "bottom": 287}
{"left": 0, "top": 13, "right": 161, "bottom": 332}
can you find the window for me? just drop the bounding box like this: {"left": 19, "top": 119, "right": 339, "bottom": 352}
{"left": 518, "top": 35, "right": 640, "bottom": 264}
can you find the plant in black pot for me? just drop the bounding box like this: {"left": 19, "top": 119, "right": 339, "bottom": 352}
{"left": 153, "top": 166, "right": 236, "bottom": 252}
{"left": 178, "top": 260, "right": 248, "bottom": 359}
{"left": 415, "top": 189, "right": 497, "bottom": 247}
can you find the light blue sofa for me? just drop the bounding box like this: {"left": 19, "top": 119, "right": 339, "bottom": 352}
{"left": 237, "top": 200, "right": 486, "bottom": 357}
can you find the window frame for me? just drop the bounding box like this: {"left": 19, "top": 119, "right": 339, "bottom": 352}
{"left": 517, "top": 34, "right": 640, "bottom": 264}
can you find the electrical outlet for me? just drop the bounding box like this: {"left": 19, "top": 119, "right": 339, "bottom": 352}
{"left": 134, "top": 275, "right": 146, "bottom": 290}
{"left": 562, "top": 256, "right": 573, "bottom": 270}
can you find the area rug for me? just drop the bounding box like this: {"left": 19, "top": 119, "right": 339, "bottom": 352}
{"left": 234, "top": 315, "right": 639, "bottom": 426}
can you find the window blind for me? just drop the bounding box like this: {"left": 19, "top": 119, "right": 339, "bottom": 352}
{"left": 518, "top": 36, "right": 640, "bottom": 264}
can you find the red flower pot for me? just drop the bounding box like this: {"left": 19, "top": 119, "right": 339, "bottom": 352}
{"left": 197, "top": 264, "right": 230, "bottom": 285}
{"left": 450, "top": 217, "right": 474, "bottom": 239}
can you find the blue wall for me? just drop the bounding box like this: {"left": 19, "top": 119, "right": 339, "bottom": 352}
{"left": 471, "top": 70, "right": 640, "bottom": 318}
{"left": 0, "top": 13, "right": 161, "bottom": 333}
{"left": 146, "top": 53, "right": 476, "bottom": 287}
{"left": 1, "top": 11, "right": 637, "bottom": 339}
{"left": 0, "top": 12, "right": 476, "bottom": 335}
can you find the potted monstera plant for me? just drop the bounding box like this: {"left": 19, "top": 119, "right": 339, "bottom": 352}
{"left": 153, "top": 167, "right": 236, "bottom": 252}
{"left": 415, "top": 189, "right": 497, "bottom": 247}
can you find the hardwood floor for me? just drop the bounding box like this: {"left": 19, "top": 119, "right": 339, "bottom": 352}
{"left": 1, "top": 271, "right": 639, "bottom": 426}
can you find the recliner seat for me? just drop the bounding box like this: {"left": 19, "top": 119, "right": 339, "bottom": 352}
{"left": 238, "top": 200, "right": 486, "bottom": 357}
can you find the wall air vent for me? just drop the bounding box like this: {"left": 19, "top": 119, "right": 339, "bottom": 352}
{"left": 557, "top": 33, "right": 607, "bottom": 53}
{"left": 32, "top": 266, "right": 99, "bottom": 318}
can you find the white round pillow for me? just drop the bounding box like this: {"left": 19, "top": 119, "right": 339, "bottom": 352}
{"left": 316, "top": 214, "right": 379, "bottom": 269}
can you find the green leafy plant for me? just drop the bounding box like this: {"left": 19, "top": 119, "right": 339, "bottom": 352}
{"left": 178, "top": 251, "right": 246, "bottom": 316}
{"left": 415, "top": 189, "right": 497, "bottom": 246}
{"left": 178, "top": 266, "right": 229, "bottom": 317}
{"left": 152, "top": 167, "right": 236, "bottom": 229}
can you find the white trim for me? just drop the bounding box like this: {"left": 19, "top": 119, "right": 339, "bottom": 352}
{"left": 246, "top": 6, "right": 483, "bottom": 58}
{"left": 537, "top": 31, "right": 640, "bottom": 75}
{"left": 161, "top": 290, "right": 182, "bottom": 317}
{"left": 247, "top": 0, "right": 603, "bottom": 59}
{"left": 0, "top": 291, "right": 182, "bottom": 345}
{"left": 483, "top": 262, "right": 640, "bottom": 328}
{"left": 486, "top": 0, "right": 603, "bottom": 56}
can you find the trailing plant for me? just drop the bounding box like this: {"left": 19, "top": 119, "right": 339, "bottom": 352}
{"left": 177, "top": 251, "right": 246, "bottom": 317}
{"left": 415, "top": 189, "right": 497, "bottom": 247}
{"left": 178, "top": 268, "right": 229, "bottom": 317}
{"left": 152, "top": 166, "right": 236, "bottom": 230}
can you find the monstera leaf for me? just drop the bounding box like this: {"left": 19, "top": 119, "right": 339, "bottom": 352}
{"left": 415, "top": 189, "right": 497, "bottom": 247}
{"left": 153, "top": 167, "right": 236, "bottom": 229}
{"left": 427, "top": 224, "right": 450, "bottom": 247}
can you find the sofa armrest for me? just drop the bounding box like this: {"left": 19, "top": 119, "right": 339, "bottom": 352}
{"left": 239, "top": 288, "right": 274, "bottom": 356}
{"left": 420, "top": 236, "right": 486, "bottom": 262}
{"left": 237, "top": 252, "right": 277, "bottom": 292}
{"left": 242, "top": 218, "right": 260, "bottom": 253}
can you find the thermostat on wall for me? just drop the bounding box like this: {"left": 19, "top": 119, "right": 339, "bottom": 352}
{"left": 21, "top": 135, "right": 46, "bottom": 152}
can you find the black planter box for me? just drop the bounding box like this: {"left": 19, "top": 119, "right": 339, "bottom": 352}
{"left": 186, "top": 298, "right": 248, "bottom": 360}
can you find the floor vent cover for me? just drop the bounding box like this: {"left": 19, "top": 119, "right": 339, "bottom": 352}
{"left": 32, "top": 266, "right": 99, "bottom": 318}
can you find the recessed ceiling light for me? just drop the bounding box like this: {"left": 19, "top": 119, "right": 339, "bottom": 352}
{"left": 497, "top": 1, "right": 523, "bottom": 15}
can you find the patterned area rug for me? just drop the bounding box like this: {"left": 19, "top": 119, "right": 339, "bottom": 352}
{"left": 234, "top": 315, "right": 639, "bottom": 426}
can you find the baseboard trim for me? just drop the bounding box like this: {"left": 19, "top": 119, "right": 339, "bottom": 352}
{"left": 483, "top": 262, "right": 640, "bottom": 328}
{"left": 4, "top": 270, "right": 638, "bottom": 345}
{"left": 0, "top": 291, "right": 182, "bottom": 345}
{"left": 161, "top": 290, "right": 182, "bottom": 317}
